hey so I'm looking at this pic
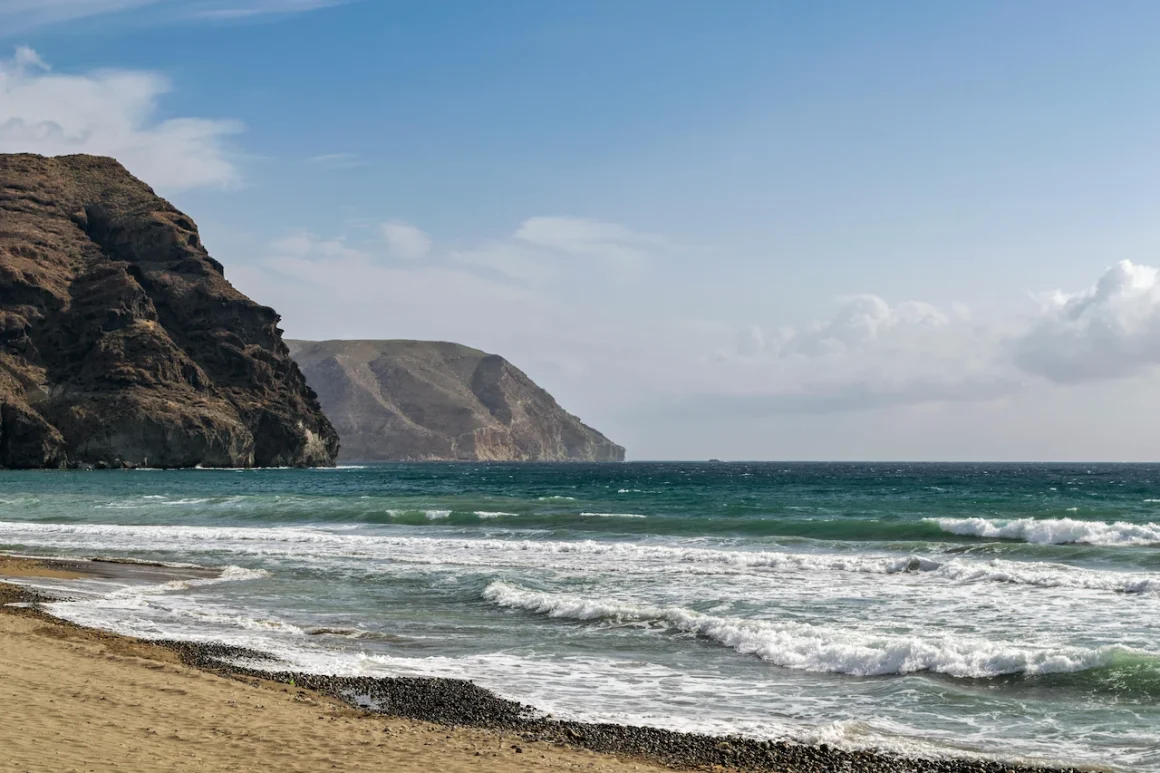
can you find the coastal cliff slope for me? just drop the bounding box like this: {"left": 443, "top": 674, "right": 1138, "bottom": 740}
{"left": 287, "top": 339, "right": 625, "bottom": 462}
{"left": 0, "top": 153, "right": 339, "bottom": 468}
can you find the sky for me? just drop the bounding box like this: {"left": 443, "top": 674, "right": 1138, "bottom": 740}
{"left": 4, "top": 1, "right": 1160, "bottom": 460}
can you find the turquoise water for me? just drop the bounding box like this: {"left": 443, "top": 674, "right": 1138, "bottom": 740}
{"left": 1, "top": 463, "right": 1158, "bottom": 770}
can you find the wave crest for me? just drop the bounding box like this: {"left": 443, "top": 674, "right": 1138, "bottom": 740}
{"left": 930, "top": 517, "right": 1160, "bottom": 547}
{"left": 482, "top": 581, "right": 1122, "bottom": 678}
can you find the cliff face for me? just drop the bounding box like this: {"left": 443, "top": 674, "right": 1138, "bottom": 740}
{"left": 287, "top": 339, "right": 625, "bottom": 462}
{"left": 0, "top": 153, "right": 339, "bottom": 469}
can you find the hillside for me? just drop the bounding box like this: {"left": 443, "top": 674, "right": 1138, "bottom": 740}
{"left": 0, "top": 153, "right": 339, "bottom": 468}
{"left": 287, "top": 339, "right": 625, "bottom": 462}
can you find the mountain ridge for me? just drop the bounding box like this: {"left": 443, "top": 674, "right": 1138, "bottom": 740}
{"left": 287, "top": 339, "right": 625, "bottom": 462}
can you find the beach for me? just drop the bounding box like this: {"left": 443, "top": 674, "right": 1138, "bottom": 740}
{"left": 0, "top": 560, "right": 669, "bottom": 773}
{"left": 0, "top": 553, "right": 1094, "bottom": 773}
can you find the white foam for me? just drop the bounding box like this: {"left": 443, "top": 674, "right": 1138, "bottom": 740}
{"left": 932, "top": 558, "right": 1157, "bottom": 594}
{"left": 39, "top": 565, "right": 283, "bottom": 640}
{"left": 482, "top": 581, "right": 1123, "bottom": 678}
{"left": 931, "top": 517, "right": 1160, "bottom": 546}
{"left": 579, "top": 512, "right": 648, "bottom": 519}
{"left": 537, "top": 496, "right": 577, "bottom": 502}
{"left": 385, "top": 509, "right": 451, "bottom": 520}
{"left": 474, "top": 511, "right": 517, "bottom": 519}
{"left": 2, "top": 521, "right": 1156, "bottom": 594}
{"left": 107, "top": 565, "right": 268, "bottom": 596}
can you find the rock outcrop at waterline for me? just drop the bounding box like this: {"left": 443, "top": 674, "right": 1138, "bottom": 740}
{"left": 0, "top": 153, "right": 339, "bottom": 468}
{"left": 287, "top": 339, "right": 626, "bottom": 462}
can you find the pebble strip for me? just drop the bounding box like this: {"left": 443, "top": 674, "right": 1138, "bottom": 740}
{"left": 158, "top": 639, "right": 1090, "bottom": 773}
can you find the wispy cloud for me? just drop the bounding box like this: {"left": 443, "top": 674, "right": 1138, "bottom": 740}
{"left": 306, "top": 152, "right": 364, "bottom": 170}
{"left": 515, "top": 216, "right": 667, "bottom": 271}
{"left": 0, "top": 0, "right": 158, "bottom": 35}
{"left": 454, "top": 216, "right": 668, "bottom": 283}
{"left": 0, "top": 0, "right": 351, "bottom": 35}
{"left": 183, "top": 0, "right": 348, "bottom": 21}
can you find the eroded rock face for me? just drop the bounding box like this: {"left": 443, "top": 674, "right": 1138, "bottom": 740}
{"left": 287, "top": 339, "right": 625, "bottom": 462}
{"left": 0, "top": 153, "right": 339, "bottom": 468}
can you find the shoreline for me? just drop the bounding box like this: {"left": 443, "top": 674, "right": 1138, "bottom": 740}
{"left": 0, "top": 555, "right": 1094, "bottom": 773}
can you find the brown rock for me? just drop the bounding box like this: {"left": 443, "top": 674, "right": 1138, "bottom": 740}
{"left": 287, "top": 339, "right": 625, "bottom": 462}
{"left": 0, "top": 153, "right": 339, "bottom": 468}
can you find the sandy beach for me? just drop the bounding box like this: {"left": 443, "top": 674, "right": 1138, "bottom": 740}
{"left": 0, "top": 555, "right": 1091, "bottom": 773}
{"left": 0, "top": 560, "right": 667, "bottom": 773}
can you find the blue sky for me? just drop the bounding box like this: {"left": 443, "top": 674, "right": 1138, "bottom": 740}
{"left": 5, "top": 1, "right": 1160, "bottom": 459}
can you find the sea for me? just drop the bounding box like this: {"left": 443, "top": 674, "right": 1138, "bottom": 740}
{"left": 1, "top": 462, "right": 1158, "bottom": 771}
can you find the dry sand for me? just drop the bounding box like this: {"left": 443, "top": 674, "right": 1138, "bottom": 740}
{"left": 0, "top": 570, "right": 669, "bottom": 773}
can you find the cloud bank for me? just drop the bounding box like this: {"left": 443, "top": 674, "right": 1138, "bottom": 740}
{"left": 225, "top": 207, "right": 1160, "bottom": 433}
{"left": 1014, "top": 260, "right": 1160, "bottom": 384}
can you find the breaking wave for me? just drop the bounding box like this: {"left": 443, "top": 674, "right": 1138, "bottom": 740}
{"left": 481, "top": 582, "right": 1126, "bottom": 678}
{"left": 930, "top": 517, "right": 1160, "bottom": 547}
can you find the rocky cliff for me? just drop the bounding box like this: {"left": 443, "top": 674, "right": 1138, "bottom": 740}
{"left": 287, "top": 339, "right": 625, "bottom": 462}
{"left": 0, "top": 153, "right": 339, "bottom": 468}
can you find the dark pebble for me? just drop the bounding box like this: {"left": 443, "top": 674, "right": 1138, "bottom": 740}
{"left": 153, "top": 638, "right": 1088, "bottom": 773}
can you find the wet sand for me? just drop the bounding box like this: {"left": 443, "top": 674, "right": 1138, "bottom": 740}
{"left": 0, "top": 554, "right": 88, "bottom": 579}
{"left": 0, "top": 556, "right": 1090, "bottom": 773}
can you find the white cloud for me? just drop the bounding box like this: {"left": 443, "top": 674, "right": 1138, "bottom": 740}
{"left": 381, "top": 220, "right": 432, "bottom": 261}
{"left": 1015, "top": 260, "right": 1160, "bottom": 383}
{"left": 270, "top": 233, "right": 365, "bottom": 261}
{"left": 514, "top": 215, "right": 666, "bottom": 275}
{"left": 696, "top": 260, "right": 1160, "bottom": 418}
{"left": 0, "top": 48, "right": 240, "bottom": 190}
{"left": 785, "top": 295, "right": 953, "bottom": 357}
{"left": 686, "top": 293, "right": 1013, "bottom": 418}
{"left": 451, "top": 216, "right": 667, "bottom": 282}
{"left": 10, "top": 45, "right": 46, "bottom": 70}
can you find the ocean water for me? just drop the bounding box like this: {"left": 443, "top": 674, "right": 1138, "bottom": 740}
{"left": 1, "top": 462, "right": 1159, "bottom": 771}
